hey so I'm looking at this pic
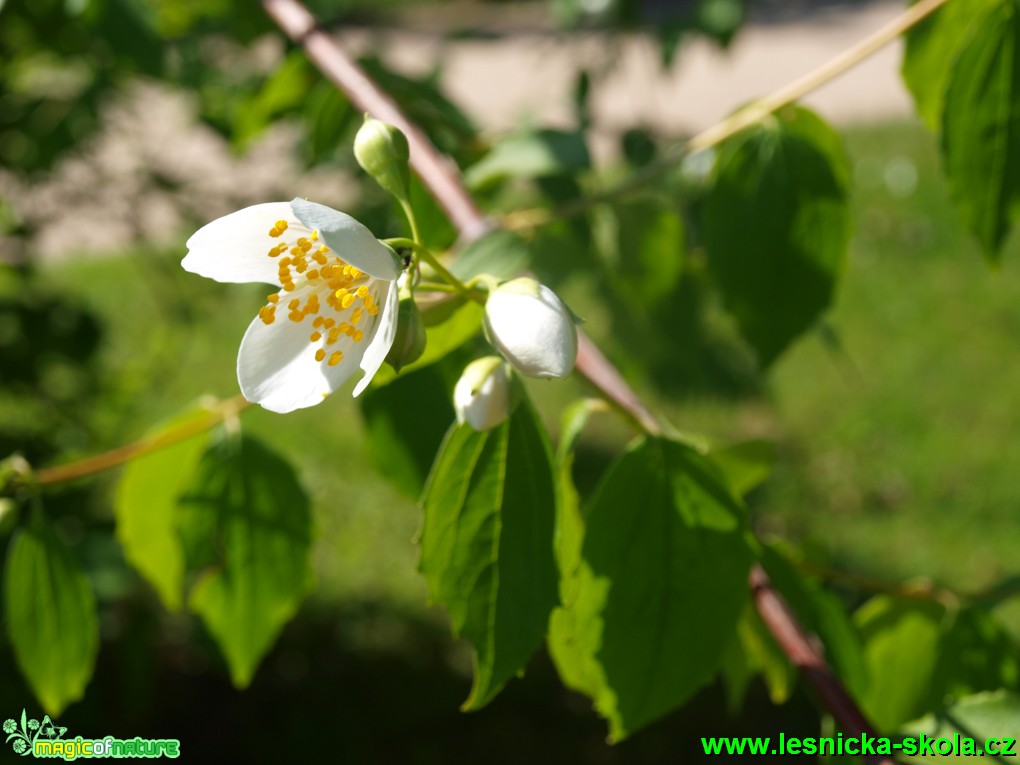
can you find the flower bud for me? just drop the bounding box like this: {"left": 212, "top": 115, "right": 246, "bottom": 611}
{"left": 354, "top": 116, "right": 411, "bottom": 202}
{"left": 385, "top": 291, "right": 426, "bottom": 373}
{"left": 484, "top": 277, "right": 578, "bottom": 379}
{"left": 454, "top": 357, "right": 511, "bottom": 431}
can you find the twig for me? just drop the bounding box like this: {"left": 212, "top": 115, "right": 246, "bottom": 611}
{"left": 33, "top": 396, "right": 249, "bottom": 486}
{"left": 501, "top": 0, "right": 952, "bottom": 231}
{"left": 750, "top": 564, "right": 895, "bottom": 765}
{"left": 262, "top": 0, "right": 887, "bottom": 743}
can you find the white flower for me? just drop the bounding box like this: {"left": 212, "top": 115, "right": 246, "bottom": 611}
{"left": 484, "top": 277, "right": 578, "bottom": 379}
{"left": 183, "top": 198, "right": 401, "bottom": 413}
{"left": 454, "top": 357, "right": 511, "bottom": 431}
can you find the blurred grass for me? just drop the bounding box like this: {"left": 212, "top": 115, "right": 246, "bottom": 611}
{"left": 34, "top": 118, "right": 1020, "bottom": 632}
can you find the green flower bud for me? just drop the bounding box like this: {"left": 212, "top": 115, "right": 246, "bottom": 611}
{"left": 385, "top": 291, "right": 426, "bottom": 373}
{"left": 354, "top": 116, "right": 411, "bottom": 203}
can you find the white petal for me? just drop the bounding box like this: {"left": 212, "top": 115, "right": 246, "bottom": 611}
{"left": 485, "top": 282, "right": 577, "bottom": 378}
{"left": 290, "top": 198, "right": 399, "bottom": 280}
{"left": 236, "top": 287, "right": 366, "bottom": 413}
{"left": 183, "top": 202, "right": 298, "bottom": 286}
{"left": 352, "top": 279, "right": 400, "bottom": 396}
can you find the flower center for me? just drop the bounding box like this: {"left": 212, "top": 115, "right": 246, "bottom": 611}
{"left": 256, "top": 219, "right": 382, "bottom": 367}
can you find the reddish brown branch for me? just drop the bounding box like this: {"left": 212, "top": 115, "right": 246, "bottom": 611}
{"left": 751, "top": 565, "right": 895, "bottom": 765}
{"left": 263, "top": 0, "right": 886, "bottom": 748}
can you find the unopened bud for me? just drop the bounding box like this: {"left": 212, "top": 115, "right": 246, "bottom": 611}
{"left": 484, "top": 277, "right": 578, "bottom": 379}
{"left": 385, "top": 291, "right": 426, "bottom": 373}
{"left": 454, "top": 356, "right": 511, "bottom": 431}
{"left": 354, "top": 116, "right": 411, "bottom": 202}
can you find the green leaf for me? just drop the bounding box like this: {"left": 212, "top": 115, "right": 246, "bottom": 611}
{"left": 606, "top": 198, "right": 684, "bottom": 307}
{"left": 360, "top": 356, "right": 461, "bottom": 498}
{"left": 703, "top": 106, "right": 850, "bottom": 367}
{"left": 465, "top": 129, "right": 591, "bottom": 190}
{"left": 941, "top": 2, "right": 1020, "bottom": 261}
{"left": 932, "top": 606, "right": 1020, "bottom": 699}
{"left": 901, "top": 0, "right": 998, "bottom": 131}
{"left": 899, "top": 691, "right": 1020, "bottom": 764}
{"left": 760, "top": 546, "right": 867, "bottom": 699}
{"left": 736, "top": 600, "right": 795, "bottom": 705}
{"left": 548, "top": 400, "right": 604, "bottom": 695}
{"left": 855, "top": 595, "right": 945, "bottom": 730}
{"left": 419, "top": 394, "right": 559, "bottom": 710}
{"left": 5, "top": 512, "right": 99, "bottom": 715}
{"left": 707, "top": 439, "right": 775, "bottom": 498}
{"left": 450, "top": 230, "right": 532, "bottom": 282}
{"left": 550, "top": 437, "right": 754, "bottom": 740}
{"left": 181, "top": 433, "right": 313, "bottom": 688}
{"left": 370, "top": 300, "right": 483, "bottom": 387}
{"left": 114, "top": 408, "right": 213, "bottom": 610}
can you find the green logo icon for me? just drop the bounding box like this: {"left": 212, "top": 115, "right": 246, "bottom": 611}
{"left": 3, "top": 711, "right": 66, "bottom": 756}
{"left": 3, "top": 711, "right": 180, "bottom": 759}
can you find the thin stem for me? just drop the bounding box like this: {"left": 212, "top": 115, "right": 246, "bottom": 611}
{"left": 32, "top": 396, "right": 250, "bottom": 487}
{"left": 383, "top": 237, "right": 482, "bottom": 302}
{"left": 501, "top": 0, "right": 953, "bottom": 232}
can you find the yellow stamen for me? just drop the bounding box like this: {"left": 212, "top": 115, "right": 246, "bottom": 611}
{"left": 267, "top": 294, "right": 279, "bottom": 304}
{"left": 309, "top": 331, "right": 322, "bottom": 342}
{"left": 328, "top": 351, "right": 343, "bottom": 366}
{"left": 315, "top": 349, "right": 326, "bottom": 362}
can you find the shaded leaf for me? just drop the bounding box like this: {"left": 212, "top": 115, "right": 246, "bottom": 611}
{"left": 901, "top": 0, "right": 998, "bottom": 131}
{"left": 5, "top": 512, "right": 99, "bottom": 715}
{"left": 182, "top": 434, "right": 313, "bottom": 688}
{"left": 704, "top": 106, "right": 850, "bottom": 366}
{"left": 451, "top": 230, "right": 531, "bottom": 282}
{"left": 941, "top": 2, "right": 1020, "bottom": 261}
{"left": 419, "top": 393, "right": 558, "bottom": 710}
{"left": 360, "top": 355, "right": 463, "bottom": 498}
{"left": 370, "top": 300, "right": 483, "bottom": 387}
{"left": 761, "top": 545, "right": 867, "bottom": 699}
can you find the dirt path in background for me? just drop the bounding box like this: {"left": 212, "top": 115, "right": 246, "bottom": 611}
{"left": 347, "top": 1, "right": 910, "bottom": 158}
{"left": 3, "top": 1, "right": 913, "bottom": 261}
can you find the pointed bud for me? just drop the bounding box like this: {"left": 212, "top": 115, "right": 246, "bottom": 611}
{"left": 354, "top": 116, "right": 411, "bottom": 203}
{"left": 385, "top": 290, "right": 426, "bottom": 373}
{"left": 484, "top": 277, "right": 578, "bottom": 378}
{"left": 454, "top": 356, "right": 511, "bottom": 431}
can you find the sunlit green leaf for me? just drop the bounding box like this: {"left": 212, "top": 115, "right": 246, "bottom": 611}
{"left": 707, "top": 439, "right": 775, "bottom": 498}
{"left": 548, "top": 399, "right": 603, "bottom": 695}
{"left": 855, "top": 595, "right": 945, "bottom": 730}
{"left": 899, "top": 691, "right": 1020, "bottom": 764}
{"left": 182, "top": 433, "right": 313, "bottom": 688}
{"left": 114, "top": 407, "right": 213, "bottom": 610}
{"left": 704, "top": 106, "right": 850, "bottom": 367}
{"left": 465, "top": 129, "right": 590, "bottom": 190}
{"left": 550, "top": 437, "right": 754, "bottom": 740}
{"left": 419, "top": 393, "right": 558, "bottom": 710}
{"left": 5, "top": 511, "right": 99, "bottom": 716}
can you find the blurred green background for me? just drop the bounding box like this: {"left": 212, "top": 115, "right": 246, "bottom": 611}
{"left": 2, "top": 0, "right": 1018, "bottom": 761}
